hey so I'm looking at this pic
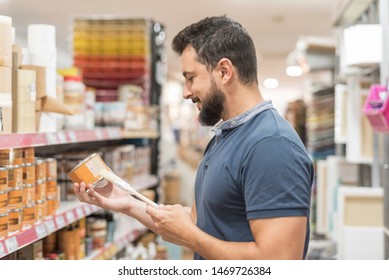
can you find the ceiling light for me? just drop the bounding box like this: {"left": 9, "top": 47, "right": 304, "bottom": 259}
{"left": 286, "top": 65, "right": 303, "bottom": 77}
{"left": 263, "top": 78, "right": 279, "bottom": 89}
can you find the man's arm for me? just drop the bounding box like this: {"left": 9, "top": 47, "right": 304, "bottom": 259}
{"left": 146, "top": 204, "right": 307, "bottom": 259}
{"left": 192, "top": 216, "right": 307, "bottom": 259}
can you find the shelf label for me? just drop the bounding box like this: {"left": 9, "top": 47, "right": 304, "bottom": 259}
{"left": 57, "top": 131, "right": 67, "bottom": 144}
{"left": 83, "top": 204, "right": 92, "bottom": 216}
{"left": 35, "top": 223, "right": 47, "bottom": 239}
{"left": 46, "top": 133, "right": 59, "bottom": 145}
{"left": 68, "top": 131, "right": 77, "bottom": 143}
{"left": 75, "top": 207, "right": 84, "bottom": 219}
{"left": 5, "top": 236, "right": 19, "bottom": 253}
{"left": 0, "top": 242, "right": 6, "bottom": 258}
{"left": 66, "top": 211, "right": 76, "bottom": 224}
{"left": 96, "top": 129, "right": 104, "bottom": 140}
{"left": 55, "top": 215, "right": 66, "bottom": 229}
{"left": 45, "top": 220, "right": 56, "bottom": 234}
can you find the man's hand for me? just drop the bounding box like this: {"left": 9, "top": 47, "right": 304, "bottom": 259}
{"left": 146, "top": 204, "right": 197, "bottom": 248}
{"left": 73, "top": 182, "right": 132, "bottom": 213}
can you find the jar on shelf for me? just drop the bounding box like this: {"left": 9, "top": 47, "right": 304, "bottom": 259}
{"left": 63, "top": 75, "right": 86, "bottom": 130}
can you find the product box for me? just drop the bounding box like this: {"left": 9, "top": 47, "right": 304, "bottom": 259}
{"left": 0, "top": 16, "right": 12, "bottom": 67}
{"left": 0, "top": 66, "right": 12, "bottom": 134}
{"left": 19, "top": 64, "right": 47, "bottom": 98}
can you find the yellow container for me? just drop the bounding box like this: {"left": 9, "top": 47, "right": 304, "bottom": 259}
{"left": 8, "top": 207, "right": 22, "bottom": 232}
{"left": 35, "top": 158, "right": 47, "bottom": 181}
{"left": 8, "top": 186, "right": 23, "bottom": 209}
{"left": 8, "top": 165, "right": 23, "bottom": 188}
{"left": 22, "top": 203, "right": 36, "bottom": 226}
{"left": 35, "top": 179, "right": 46, "bottom": 202}
{"left": 0, "top": 212, "right": 8, "bottom": 238}
{"left": 0, "top": 166, "right": 7, "bottom": 191}
{"left": 23, "top": 162, "right": 36, "bottom": 184}
{"left": 68, "top": 153, "right": 110, "bottom": 188}
{"left": 23, "top": 183, "right": 35, "bottom": 206}
{"left": 0, "top": 189, "right": 7, "bottom": 213}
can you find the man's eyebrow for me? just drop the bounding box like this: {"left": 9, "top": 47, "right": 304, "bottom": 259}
{"left": 183, "top": 71, "right": 193, "bottom": 78}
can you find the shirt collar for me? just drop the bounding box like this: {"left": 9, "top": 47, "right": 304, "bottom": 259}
{"left": 212, "top": 100, "right": 273, "bottom": 136}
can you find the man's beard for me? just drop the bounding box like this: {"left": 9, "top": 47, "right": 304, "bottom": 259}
{"left": 198, "top": 79, "right": 225, "bottom": 126}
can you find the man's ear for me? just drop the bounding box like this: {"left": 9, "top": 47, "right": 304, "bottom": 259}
{"left": 218, "top": 58, "right": 234, "bottom": 83}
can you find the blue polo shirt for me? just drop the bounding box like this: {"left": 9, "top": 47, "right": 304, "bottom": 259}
{"left": 194, "top": 100, "right": 314, "bottom": 259}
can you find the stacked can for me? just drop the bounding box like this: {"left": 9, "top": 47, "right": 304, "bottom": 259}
{"left": 0, "top": 165, "right": 8, "bottom": 239}
{"left": 7, "top": 148, "right": 24, "bottom": 233}
{"left": 22, "top": 147, "right": 36, "bottom": 227}
{"left": 45, "top": 158, "right": 58, "bottom": 216}
{"left": 34, "top": 158, "right": 47, "bottom": 222}
{"left": 0, "top": 149, "right": 10, "bottom": 238}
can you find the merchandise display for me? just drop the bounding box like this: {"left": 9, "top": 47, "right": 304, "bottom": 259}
{"left": 1, "top": 0, "right": 388, "bottom": 262}
{"left": 0, "top": 14, "right": 163, "bottom": 260}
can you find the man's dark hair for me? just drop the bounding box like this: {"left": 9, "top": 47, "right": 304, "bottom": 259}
{"left": 172, "top": 15, "right": 258, "bottom": 85}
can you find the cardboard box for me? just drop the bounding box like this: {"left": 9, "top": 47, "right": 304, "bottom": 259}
{"left": 0, "top": 66, "right": 11, "bottom": 93}
{"left": 0, "top": 20, "right": 12, "bottom": 67}
{"left": 13, "top": 69, "right": 36, "bottom": 103}
{"left": 13, "top": 101, "right": 36, "bottom": 133}
{"left": 12, "top": 44, "right": 23, "bottom": 67}
{"left": 0, "top": 105, "right": 12, "bottom": 135}
{"left": 19, "top": 65, "right": 46, "bottom": 98}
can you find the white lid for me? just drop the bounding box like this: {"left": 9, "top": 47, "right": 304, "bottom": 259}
{"left": 0, "top": 15, "right": 12, "bottom": 25}
{"left": 28, "top": 24, "right": 56, "bottom": 47}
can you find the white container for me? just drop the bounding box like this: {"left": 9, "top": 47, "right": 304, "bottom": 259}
{"left": 27, "top": 24, "right": 56, "bottom": 47}
{"left": 63, "top": 76, "right": 86, "bottom": 130}
{"left": 342, "top": 24, "right": 382, "bottom": 67}
{"left": 0, "top": 15, "right": 12, "bottom": 67}
{"left": 28, "top": 46, "right": 56, "bottom": 68}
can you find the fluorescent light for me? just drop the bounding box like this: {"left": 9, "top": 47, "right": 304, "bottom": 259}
{"left": 263, "top": 78, "right": 279, "bottom": 89}
{"left": 286, "top": 65, "right": 303, "bottom": 77}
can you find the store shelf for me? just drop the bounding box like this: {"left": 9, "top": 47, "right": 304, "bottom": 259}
{"left": 123, "top": 130, "right": 159, "bottom": 139}
{"left": 84, "top": 223, "right": 147, "bottom": 260}
{"left": 131, "top": 174, "right": 159, "bottom": 191}
{"left": 0, "top": 201, "right": 100, "bottom": 258}
{"left": 0, "top": 128, "right": 161, "bottom": 150}
{"left": 0, "top": 127, "right": 123, "bottom": 150}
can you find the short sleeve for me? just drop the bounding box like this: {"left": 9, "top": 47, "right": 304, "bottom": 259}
{"left": 241, "top": 136, "right": 313, "bottom": 220}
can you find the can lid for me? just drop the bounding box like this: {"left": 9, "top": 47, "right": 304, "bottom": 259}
{"left": 9, "top": 186, "right": 23, "bottom": 191}
{"left": 0, "top": 15, "right": 12, "bottom": 25}
{"left": 0, "top": 212, "right": 8, "bottom": 217}
{"left": 0, "top": 189, "right": 8, "bottom": 194}
{"left": 0, "top": 166, "right": 8, "bottom": 171}
{"left": 8, "top": 207, "right": 22, "bottom": 212}
{"left": 23, "top": 183, "right": 35, "bottom": 187}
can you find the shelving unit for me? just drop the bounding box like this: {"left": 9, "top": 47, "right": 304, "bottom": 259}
{"left": 0, "top": 125, "right": 160, "bottom": 260}
{"left": 0, "top": 171, "right": 157, "bottom": 259}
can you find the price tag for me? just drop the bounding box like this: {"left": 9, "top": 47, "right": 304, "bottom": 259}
{"left": 55, "top": 215, "right": 66, "bottom": 229}
{"left": 95, "top": 129, "right": 104, "bottom": 140}
{"left": 68, "top": 131, "right": 77, "bottom": 143}
{"left": 46, "top": 133, "right": 58, "bottom": 145}
{"left": 66, "top": 211, "right": 76, "bottom": 223}
{"left": 57, "top": 131, "right": 67, "bottom": 144}
{"left": 108, "top": 128, "right": 115, "bottom": 139}
{"left": 0, "top": 242, "right": 6, "bottom": 258}
{"left": 35, "top": 223, "right": 47, "bottom": 239}
{"left": 45, "top": 219, "right": 56, "bottom": 234}
{"left": 83, "top": 204, "right": 92, "bottom": 216}
{"left": 5, "top": 236, "right": 19, "bottom": 253}
{"left": 75, "top": 207, "right": 84, "bottom": 219}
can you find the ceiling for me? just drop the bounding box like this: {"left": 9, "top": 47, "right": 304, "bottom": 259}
{"left": 1, "top": 0, "right": 335, "bottom": 104}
